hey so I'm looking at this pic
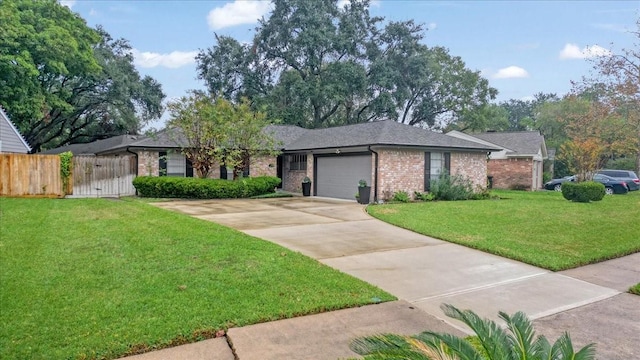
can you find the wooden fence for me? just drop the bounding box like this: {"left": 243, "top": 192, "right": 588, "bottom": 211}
{"left": 0, "top": 154, "right": 63, "bottom": 197}
{"left": 71, "top": 155, "right": 136, "bottom": 197}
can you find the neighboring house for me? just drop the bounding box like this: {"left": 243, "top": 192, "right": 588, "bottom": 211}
{"left": 0, "top": 106, "right": 31, "bottom": 153}
{"left": 43, "top": 121, "right": 500, "bottom": 202}
{"left": 447, "top": 130, "right": 548, "bottom": 190}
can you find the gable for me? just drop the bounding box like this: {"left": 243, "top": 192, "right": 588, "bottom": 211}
{"left": 0, "top": 106, "right": 31, "bottom": 153}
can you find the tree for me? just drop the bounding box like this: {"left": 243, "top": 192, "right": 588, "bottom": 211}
{"left": 196, "top": 0, "right": 496, "bottom": 130}
{"left": 351, "top": 304, "right": 596, "bottom": 360}
{"left": 167, "top": 92, "right": 279, "bottom": 178}
{"left": 446, "top": 103, "right": 509, "bottom": 133}
{"left": 498, "top": 93, "right": 559, "bottom": 131}
{"left": 578, "top": 19, "right": 640, "bottom": 174}
{"left": 0, "top": 0, "right": 164, "bottom": 151}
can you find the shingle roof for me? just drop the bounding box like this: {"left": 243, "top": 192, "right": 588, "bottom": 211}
{"left": 471, "top": 131, "right": 545, "bottom": 155}
{"left": 40, "top": 120, "right": 499, "bottom": 155}
{"left": 282, "top": 120, "right": 498, "bottom": 151}
{"left": 40, "top": 134, "right": 144, "bottom": 155}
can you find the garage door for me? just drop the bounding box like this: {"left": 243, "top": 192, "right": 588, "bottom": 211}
{"left": 316, "top": 155, "right": 372, "bottom": 200}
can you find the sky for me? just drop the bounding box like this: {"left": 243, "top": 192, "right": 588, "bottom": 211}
{"left": 61, "top": 0, "right": 639, "bottom": 129}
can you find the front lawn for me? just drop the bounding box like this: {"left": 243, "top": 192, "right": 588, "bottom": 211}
{"left": 368, "top": 190, "right": 640, "bottom": 271}
{"left": 0, "top": 198, "right": 393, "bottom": 359}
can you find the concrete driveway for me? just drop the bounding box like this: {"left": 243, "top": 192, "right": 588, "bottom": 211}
{"left": 153, "top": 197, "right": 624, "bottom": 334}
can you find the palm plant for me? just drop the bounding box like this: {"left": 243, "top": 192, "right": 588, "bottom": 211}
{"left": 350, "top": 304, "right": 595, "bottom": 360}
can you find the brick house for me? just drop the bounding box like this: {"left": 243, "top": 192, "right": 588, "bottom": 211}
{"left": 446, "top": 130, "right": 548, "bottom": 190}
{"left": 266, "top": 120, "right": 498, "bottom": 201}
{"left": 43, "top": 120, "right": 499, "bottom": 202}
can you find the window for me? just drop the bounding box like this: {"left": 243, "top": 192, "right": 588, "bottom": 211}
{"left": 159, "top": 151, "right": 191, "bottom": 177}
{"left": 289, "top": 154, "right": 307, "bottom": 171}
{"left": 424, "top": 152, "right": 450, "bottom": 191}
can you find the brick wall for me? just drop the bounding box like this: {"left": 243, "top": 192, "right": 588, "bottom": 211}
{"left": 282, "top": 153, "right": 312, "bottom": 193}
{"left": 377, "top": 149, "right": 424, "bottom": 200}
{"left": 250, "top": 155, "right": 277, "bottom": 177}
{"left": 137, "top": 150, "right": 159, "bottom": 176}
{"left": 451, "top": 152, "right": 488, "bottom": 190}
{"left": 487, "top": 158, "right": 532, "bottom": 190}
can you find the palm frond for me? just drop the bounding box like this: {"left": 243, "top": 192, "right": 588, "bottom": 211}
{"left": 440, "top": 304, "right": 512, "bottom": 360}
{"left": 416, "top": 332, "right": 483, "bottom": 360}
{"left": 408, "top": 337, "right": 460, "bottom": 360}
{"left": 350, "top": 334, "right": 430, "bottom": 359}
{"left": 499, "top": 311, "right": 537, "bottom": 359}
{"left": 551, "top": 332, "right": 596, "bottom": 360}
{"left": 533, "top": 335, "right": 553, "bottom": 360}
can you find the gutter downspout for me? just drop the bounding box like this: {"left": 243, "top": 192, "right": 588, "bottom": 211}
{"left": 125, "top": 147, "right": 139, "bottom": 196}
{"left": 368, "top": 146, "right": 379, "bottom": 203}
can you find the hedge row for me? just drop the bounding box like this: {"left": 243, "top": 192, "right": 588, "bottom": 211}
{"left": 561, "top": 181, "right": 605, "bottom": 203}
{"left": 132, "top": 176, "right": 281, "bottom": 199}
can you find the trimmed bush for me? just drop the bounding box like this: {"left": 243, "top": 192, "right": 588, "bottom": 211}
{"left": 430, "top": 172, "right": 474, "bottom": 201}
{"left": 132, "top": 176, "right": 281, "bottom": 199}
{"left": 561, "top": 181, "right": 605, "bottom": 203}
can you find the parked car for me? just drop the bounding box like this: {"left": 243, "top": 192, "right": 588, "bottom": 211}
{"left": 593, "top": 174, "right": 629, "bottom": 194}
{"left": 596, "top": 169, "right": 640, "bottom": 191}
{"left": 544, "top": 175, "right": 576, "bottom": 191}
{"left": 544, "top": 174, "right": 628, "bottom": 195}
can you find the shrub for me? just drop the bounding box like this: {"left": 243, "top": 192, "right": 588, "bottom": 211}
{"left": 469, "top": 188, "right": 491, "bottom": 200}
{"left": 352, "top": 304, "right": 596, "bottom": 360}
{"left": 509, "top": 183, "right": 529, "bottom": 191}
{"left": 392, "top": 191, "right": 410, "bottom": 203}
{"left": 561, "top": 181, "right": 605, "bottom": 203}
{"left": 430, "top": 172, "right": 474, "bottom": 201}
{"left": 132, "top": 176, "right": 281, "bottom": 199}
{"left": 414, "top": 191, "right": 435, "bottom": 201}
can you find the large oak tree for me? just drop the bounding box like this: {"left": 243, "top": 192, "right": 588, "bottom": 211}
{"left": 0, "top": 0, "right": 165, "bottom": 152}
{"left": 196, "top": 0, "right": 496, "bottom": 130}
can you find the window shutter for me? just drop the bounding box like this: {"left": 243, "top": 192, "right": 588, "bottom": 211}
{"left": 444, "top": 152, "right": 451, "bottom": 174}
{"left": 159, "top": 151, "right": 167, "bottom": 176}
{"left": 220, "top": 164, "right": 227, "bottom": 180}
{"left": 186, "top": 159, "right": 194, "bottom": 178}
{"left": 424, "top": 152, "right": 431, "bottom": 191}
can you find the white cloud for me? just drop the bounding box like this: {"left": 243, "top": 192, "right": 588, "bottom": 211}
{"left": 559, "top": 43, "right": 612, "bottom": 60}
{"left": 427, "top": 22, "right": 437, "bottom": 31}
{"left": 207, "top": 1, "right": 272, "bottom": 30}
{"left": 89, "top": 8, "right": 98, "bottom": 16}
{"left": 132, "top": 49, "right": 198, "bottom": 69}
{"left": 493, "top": 66, "right": 529, "bottom": 79}
{"left": 60, "top": 0, "right": 75, "bottom": 8}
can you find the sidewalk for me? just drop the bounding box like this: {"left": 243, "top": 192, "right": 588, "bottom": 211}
{"left": 121, "top": 252, "right": 638, "bottom": 360}
{"left": 120, "top": 300, "right": 465, "bottom": 360}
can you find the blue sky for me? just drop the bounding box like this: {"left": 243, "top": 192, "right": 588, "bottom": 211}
{"left": 62, "top": 1, "right": 639, "bottom": 128}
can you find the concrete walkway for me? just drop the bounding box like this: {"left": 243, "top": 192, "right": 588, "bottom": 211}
{"left": 130, "top": 197, "right": 638, "bottom": 360}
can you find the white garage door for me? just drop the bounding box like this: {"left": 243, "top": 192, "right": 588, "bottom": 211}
{"left": 316, "top": 155, "right": 372, "bottom": 200}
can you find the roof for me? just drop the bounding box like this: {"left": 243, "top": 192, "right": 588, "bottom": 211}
{"left": 468, "top": 131, "right": 546, "bottom": 156}
{"left": 278, "top": 120, "right": 498, "bottom": 151}
{"left": 40, "top": 134, "right": 144, "bottom": 155}
{"left": 0, "top": 106, "right": 31, "bottom": 153}
{"left": 41, "top": 120, "right": 499, "bottom": 155}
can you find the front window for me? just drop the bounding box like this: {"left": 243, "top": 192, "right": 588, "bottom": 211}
{"left": 425, "top": 151, "right": 450, "bottom": 191}
{"left": 289, "top": 154, "right": 307, "bottom": 171}
{"left": 430, "top": 152, "right": 444, "bottom": 183}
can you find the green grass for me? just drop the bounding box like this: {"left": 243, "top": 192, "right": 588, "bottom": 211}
{"left": 0, "top": 198, "right": 394, "bottom": 360}
{"left": 368, "top": 190, "right": 640, "bottom": 271}
{"left": 630, "top": 283, "right": 640, "bottom": 295}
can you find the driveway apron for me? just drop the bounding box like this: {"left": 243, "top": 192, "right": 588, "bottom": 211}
{"left": 153, "top": 197, "right": 620, "bottom": 333}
